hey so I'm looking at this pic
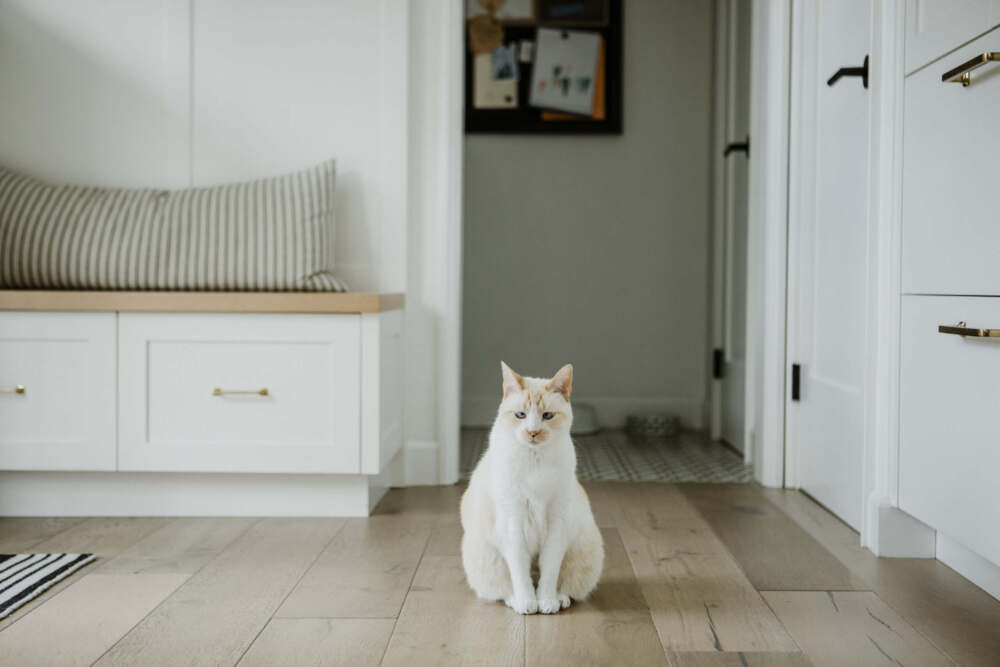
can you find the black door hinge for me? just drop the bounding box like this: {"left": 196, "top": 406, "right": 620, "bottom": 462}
{"left": 791, "top": 363, "right": 801, "bottom": 401}
{"left": 713, "top": 348, "right": 724, "bottom": 379}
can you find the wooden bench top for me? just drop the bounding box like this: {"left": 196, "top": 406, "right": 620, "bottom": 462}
{"left": 0, "top": 290, "right": 404, "bottom": 314}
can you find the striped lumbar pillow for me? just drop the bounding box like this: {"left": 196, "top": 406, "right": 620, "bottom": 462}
{"left": 0, "top": 159, "right": 347, "bottom": 291}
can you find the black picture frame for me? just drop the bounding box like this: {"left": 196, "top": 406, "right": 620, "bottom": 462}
{"left": 464, "top": 0, "right": 622, "bottom": 135}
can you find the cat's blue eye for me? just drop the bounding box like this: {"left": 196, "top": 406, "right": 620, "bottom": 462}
{"left": 515, "top": 411, "right": 526, "bottom": 419}
{"left": 542, "top": 412, "right": 554, "bottom": 420}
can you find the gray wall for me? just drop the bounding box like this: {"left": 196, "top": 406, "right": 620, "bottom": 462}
{"left": 462, "top": 0, "right": 715, "bottom": 427}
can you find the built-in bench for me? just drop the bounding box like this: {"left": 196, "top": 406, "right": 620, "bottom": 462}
{"left": 0, "top": 291, "right": 404, "bottom": 517}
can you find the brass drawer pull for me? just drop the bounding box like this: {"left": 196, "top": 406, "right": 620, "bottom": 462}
{"left": 942, "top": 52, "right": 1000, "bottom": 87}
{"left": 938, "top": 321, "right": 1000, "bottom": 338}
{"left": 212, "top": 387, "right": 269, "bottom": 397}
{"left": 0, "top": 384, "right": 25, "bottom": 395}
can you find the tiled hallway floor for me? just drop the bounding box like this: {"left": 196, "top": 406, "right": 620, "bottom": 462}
{"left": 461, "top": 428, "right": 753, "bottom": 482}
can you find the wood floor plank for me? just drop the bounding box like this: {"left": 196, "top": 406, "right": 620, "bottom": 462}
{"left": 762, "top": 591, "right": 953, "bottom": 667}
{"left": 765, "top": 488, "right": 1000, "bottom": 667}
{"left": 526, "top": 528, "right": 667, "bottom": 666}
{"left": 665, "top": 652, "right": 813, "bottom": 666}
{"left": 408, "top": 522, "right": 466, "bottom": 594}
{"left": 0, "top": 517, "right": 88, "bottom": 552}
{"left": 613, "top": 483, "right": 798, "bottom": 653}
{"left": 97, "top": 517, "right": 255, "bottom": 575}
{"left": 0, "top": 573, "right": 188, "bottom": 667}
{"left": 276, "top": 515, "right": 432, "bottom": 618}
{"left": 238, "top": 618, "right": 396, "bottom": 667}
{"left": 94, "top": 518, "right": 343, "bottom": 667}
{"left": 581, "top": 482, "right": 621, "bottom": 528}
{"left": 380, "top": 516, "right": 523, "bottom": 667}
{"left": 29, "top": 516, "right": 173, "bottom": 556}
{"left": 381, "top": 592, "right": 524, "bottom": 667}
{"left": 0, "top": 517, "right": 172, "bottom": 631}
{"left": 679, "top": 484, "right": 868, "bottom": 591}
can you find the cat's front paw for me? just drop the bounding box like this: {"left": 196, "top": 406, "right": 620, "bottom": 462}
{"left": 505, "top": 595, "right": 538, "bottom": 615}
{"left": 536, "top": 592, "right": 571, "bottom": 613}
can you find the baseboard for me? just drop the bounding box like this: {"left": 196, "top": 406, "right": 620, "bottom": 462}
{"left": 398, "top": 440, "right": 439, "bottom": 486}
{"left": 936, "top": 532, "right": 1000, "bottom": 602}
{"left": 871, "top": 501, "right": 936, "bottom": 557}
{"left": 0, "top": 472, "right": 379, "bottom": 517}
{"left": 461, "top": 395, "right": 704, "bottom": 430}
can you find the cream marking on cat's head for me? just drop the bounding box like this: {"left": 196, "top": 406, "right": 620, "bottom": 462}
{"left": 497, "top": 361, "right": 573, "bottom": 446}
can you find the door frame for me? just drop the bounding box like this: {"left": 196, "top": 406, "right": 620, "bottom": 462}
{"left": 743, "top": 0, "right": 792, "bottom": 488}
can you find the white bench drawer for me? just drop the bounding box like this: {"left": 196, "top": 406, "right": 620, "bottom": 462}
{"left": 118, "top": 313, "right": 361, "bottom": 473}
{"left": 899, "top": 295, "right": 1000, "bottom": 566}
{"left": 902, "top": 26, "right": 1000, "bottom": 294}
{"left": 0, "top": 312, "right": 116, "bottom": 470}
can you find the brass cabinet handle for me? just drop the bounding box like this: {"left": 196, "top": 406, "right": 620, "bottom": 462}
{"left": 0, "top": 384, "right": 25, "bottom": 395}
{"left": 942, "top": 52, "right": 1000, "bottom": 86}
{"left": 938, "top": 321, "right": 1000, "bottom": 337}
{"left": 211, "top": 387, "right": 269, "bottom": 397}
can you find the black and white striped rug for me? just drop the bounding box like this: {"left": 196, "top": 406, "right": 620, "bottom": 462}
{"left": 0, "top": 553, "right": 96, "bottom": 619}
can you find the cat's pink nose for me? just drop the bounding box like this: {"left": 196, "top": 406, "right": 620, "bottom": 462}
{"left": 527, "top": 430, "right": 541, "bottom": 439}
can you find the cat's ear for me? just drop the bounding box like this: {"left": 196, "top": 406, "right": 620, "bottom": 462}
{"left": 547, "top": 364, "right": 573, "bottom": 400}
{"left": 500, "top": 361, "right": 525, "bottom": 398}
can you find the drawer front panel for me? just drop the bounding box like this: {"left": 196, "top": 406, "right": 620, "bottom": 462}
{"left": 902, "top": 26, "right": 1000, "bottom": 294}
{"left": 0, "top": 312, "right": 116, "bottom": 470}
{"left": 899, "top": 295, "right": 1000, "bottom": 565}
{"left": 119, "top": 313, "right": 361, "bottom": 473}
{"left": 905, "top": 0, "right": 1000, "bottom": 75}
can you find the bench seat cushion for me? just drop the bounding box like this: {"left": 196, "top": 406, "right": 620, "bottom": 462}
{"left": 0, "top": 159, "right": 346, "bottom": 291}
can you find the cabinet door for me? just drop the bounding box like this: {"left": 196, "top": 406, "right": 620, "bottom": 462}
{"left": 905, "top": 0, "right": 1000, "bottom": 74}
{"left": 118, "top": 313, "right": 361, "bottom": 473}
{"left": 0, "top": 312, "right": 116, "bottom": 470}
{"left": 902, "top": 26, "right": 1000, "bottom": 295}
{"left": 899, "top": 295, "right": 1000, "bottom": 566}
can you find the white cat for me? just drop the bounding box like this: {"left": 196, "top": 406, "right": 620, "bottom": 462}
{"left": 460, "top": 362, "right": 604, "bottom": 614}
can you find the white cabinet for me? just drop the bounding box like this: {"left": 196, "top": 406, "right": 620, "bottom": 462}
{"left": 0, "top": 312, "right": 116, "bottom": 471}
{"left": 0, "top": 297, "right": 404, "bottom": 516}
{"left": 118, "top": 313, "right": 364, "bottom": 473}
{"left": 905, "top": 0, "right": 1000, "bottom": 74}
{"left": 899, "top": 295, "right": 1000, "bottom": 566}
{"left": 902, "top": 26, "right": 1000, "bottom": 295}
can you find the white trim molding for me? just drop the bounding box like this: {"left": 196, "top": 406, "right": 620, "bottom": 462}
{"left": 861, "top": 0, "right": 911, "bottom": 555}
{"left": 745, "top": 0, "right": 791, "bottom": 488}
{"left": 404, "top": 0, "right": 464, "bottom": 486}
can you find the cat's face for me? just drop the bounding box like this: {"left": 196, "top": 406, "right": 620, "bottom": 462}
{"left": 496, "top": 362, "right": 573, "bottom": 446}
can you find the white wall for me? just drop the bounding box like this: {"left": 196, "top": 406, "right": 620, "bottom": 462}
{"left": 461, "top": 0, "right": 715, "bottom": 428}
{"left": 0, "top": 0, "right": 461, "bottom": 484}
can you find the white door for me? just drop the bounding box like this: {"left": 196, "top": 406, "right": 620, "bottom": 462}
{"left": 786, "top": 0, "right": 872, "bottom": 529}
{"left": 712, "top": 0, "right": 751, "bottom": 455}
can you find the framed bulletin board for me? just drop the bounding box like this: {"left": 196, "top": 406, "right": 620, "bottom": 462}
{"left": 464, "top": 0, "right": 622, "bottom": 134}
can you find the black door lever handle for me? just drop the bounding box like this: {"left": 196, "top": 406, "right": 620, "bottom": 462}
{"left": 723, "top": 136, "right": 749, "bottom": 157}
{"left": 827, "top": 54, "right": 869, "bottom": 88}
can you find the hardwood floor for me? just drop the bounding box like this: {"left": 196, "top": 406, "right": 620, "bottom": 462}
{"left": 1, "top": 483, "right": 996, "bottom": 666}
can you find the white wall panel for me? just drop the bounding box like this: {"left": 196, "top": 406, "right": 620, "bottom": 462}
{"left": 0, "top": 0, "right": 190, "bottom": 187}
{"left": 190, "top": 0, "right": 404, "bottom": 291}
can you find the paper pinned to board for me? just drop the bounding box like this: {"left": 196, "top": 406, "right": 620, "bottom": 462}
{"left": 473, "top": 47, "right": 518, "bottom": 109}
{"left": 529, "top": 28, "right": 601, "bottom": 115}
{"left": 541, "top": 36, "right": 605, "bottom": 121}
